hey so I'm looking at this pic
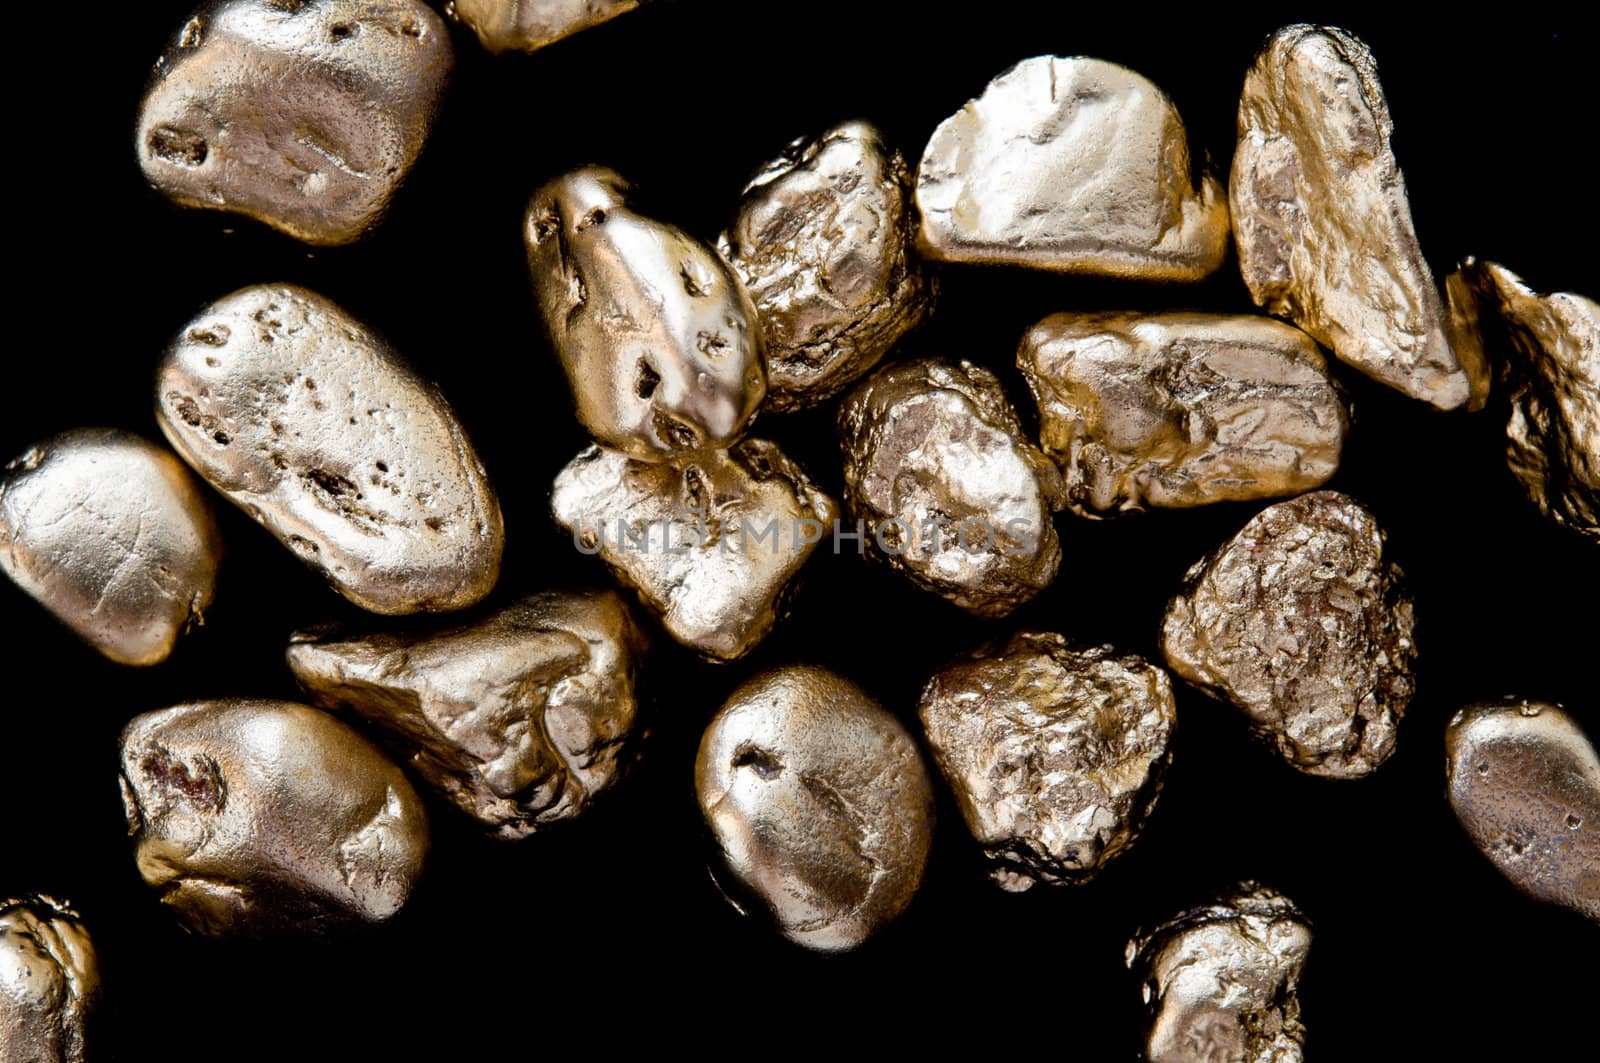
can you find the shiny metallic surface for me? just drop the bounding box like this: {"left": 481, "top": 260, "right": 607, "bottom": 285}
{"left": 156, "top": 284, "right": 503, "bottom": 615}
{"left": 0, "top": 896, "right": 98, "bottom": 1063}
{"left": 1126, "top": 883, "right": 1312, "bottom": 1063}
{"left": 916, "top": 56, "right": 1229, "bottom": 281}
{"left": 447, "top": 0, "right": 639, "bottom": 54}
{"left": 695, "top": 665, "right": 935, "bottom": 952}
{"left": 918, "top": 632, "right": 1176, "bottom": 892}
{"left": 118, "top": 699, "right": 429, "bottom": 938}
{"left": 1230, "top": 25, "right": 1489, "bottom": 410}
{"left": 551, "top": 438, "right": 836, "bottom": 660}
{"left": 287, "top": 589, "right": 648, "bottom": 839}
{"left": 1017, "top": 312, "right": 1347, "bottom": 516}
{"left": 137, "top": 0, "right": 452, "bottom": 247}
{"left": 1445, "top": 698, "right": 1599, "bottom": 922}
{"left": 0, "top": 429, "right": 222, "bottom": 666}
{"left": 526, "top": 167, "right": 765, "bottom": 460}
{"left": 838, "top": 359, "right": 1065, "bottom": 617}
{"left": 720, "top": 121, "right": 936, "bottom": 412}
{"left": 1161, "top": 491, "right": 1416, "bottom": 779}
{"left": 1459, "top": 260, "right": 1599, "bottom": 544}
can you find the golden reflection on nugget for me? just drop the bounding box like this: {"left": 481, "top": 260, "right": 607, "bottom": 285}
{"left": 0, "top": 896, "right": 99, "bottom": 1063}
{"left": 448, "top": 0, "right": 639, "bottom": 54}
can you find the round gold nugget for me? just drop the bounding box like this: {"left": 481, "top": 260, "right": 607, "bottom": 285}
{"left": 0, "top": 896, "right": 99, "bottom": 1063}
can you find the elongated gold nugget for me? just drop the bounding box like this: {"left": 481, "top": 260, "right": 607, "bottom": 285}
{"left": 137, "top": 0, "right": 452, "bottom": 246}
{"left": 1126, "top": 883, "right": 1312, "bottom": 1063}
{"left": 1446, "top": 699, "right": 1599, "bottom": 922}
{"left": 1017, "top": 312, "right": 1347, "bottom": 516}
{"left": 1458, "top": 260, "right": 1598, "bottom": 543}
{"left": 0, "top": 429, "right": 222, "bottom": 665}
{"left": 156, "top": 284, "right": 503, "bottom": 615}
{"left": 527, "top": 167, "right": 765, "bottom": 460}
{"left": 1161, "top": 491, "right": 1416, "bottom": 778}
{"left": 448, "top": 0, "right": 640, "bottom": 54}
{"left": 720, "top": 121, "right": 935, "bottom": 411}
{"left": 919, "top": 633, "right": 1176, "bottom": 891}
{"left": 0, "top": 896, "right": 99, "bottom": 1063}
{"left": 287, "top": 590, "right": 648, "bottom": 839}
{"left": 119, "top": 699, "right": 429, "bottom": 937}
{"left": 839, "top": 359, "right": 1065, "bottom": 617}
{"left": 917, "top": 56, "right": 1229, "bottom": 281}
{"left": 1231, "top": 25, "right": 1488, "bottom": 409}
{"left": 696, "top": 665, "right": 935, "bottom": 952}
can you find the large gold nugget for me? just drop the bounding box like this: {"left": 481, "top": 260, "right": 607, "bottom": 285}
{"left": 1126, "top": 883, "right": 1312, "bottom": 1063}
{"left": 1018, "top": 312, "right": 1347, "bottom": 515}
{"left": 448, "top": 0, "right": 640, "bottom": 54}
{"left": 119, "top": 699, "right": 429, "bottom": 938}
{"left": 526, "top": 167, "right": 765, "bottom": 460}
{"left": 1161, "top": 491, "right": 1416, "bottom": 778}
{"left": 1459, "top": 260, "right": 1598, "bottom": 543}
{"left": 720, "top": 121, "right": 936, "bottom": 412}
{"left": 1231, "top": 25, "right": 1488, "bottom": 410}
{"left": 695, "top": 665, "right": 935, "bottom": 952}
{"left": 838, "top": 359, "right": 1065, "bottom": 617}
{"left": 287, "top": 590, "right": 648, "bottom": 840}
{"left": 918, "top": 633, "right": 1175, "bottom": 891}
{"left": 1446, "top": 699, "right": 1599, "bottom": 922}
{"left": 0, "top": 429, "right": 222, "bottom": 666}
{"left": 0, "top": 896, "right": 99, "bottom": 1063}
{"left": 550, "top": 439, "right": 836, "bottom": 661}
{"left": 156, "top": 284, "right": 504, "bottom": 615}
{"left": 137, "top": 1, "right": 452, "bottom": 246}
{"left": 916, "top": 56, "right": 1228, "bottom": 281}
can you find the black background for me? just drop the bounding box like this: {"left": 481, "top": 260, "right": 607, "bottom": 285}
{"left": 4, "top": 2, "right": 1596, "bottom": 1057}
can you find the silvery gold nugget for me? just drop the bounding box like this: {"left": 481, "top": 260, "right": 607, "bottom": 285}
{"left": 1017, "top": 313, "right": 1347, "bottom": 516}
{"left": 448, "top": 0, "right": 640, "bottom": 54}
{"left": 288, "top": 590, "right": 648, "bottom": 839}
{"left": 527, "top": 166, "right": 765, "bottom": 460}
{"left": 720, "top": 121, "right": 936, "bottom": 411}
{"left": 695, "top": 665, "right": 935, "bottom": 952}
{"left": 119, "top": 699, "right": 429, "bottom": 937}
{"left": 1231, "top": 25, "right": 1488, "bottom": 410}
{"left": 156, "top": 284, "right": 504, "bottom": 615}
{"left": 0, "top": 896, "right": 99, "bottom": 1063}
{"left": 137, "top": 0, "right": 453, "bottom": 246}
{"left": 551, "top": 440, "right": 836, "bottom": 660}
{"left": 838, "top": 359, "right": 1065, "bottom": 617}
{"left": 919, "top": 633, "right": 1176, "bottom": 891}
{"left": 1458, "top": 260, "right": 1598, "bottom": 543}
{"left": 0, "top": 429, "right": 222, "bottom": 665}
{"left": 1161, "top": 491, "right": 1417, "bottom": 778}
{"left": 1126, "top": 883, "right": 1312, "bottom": 1063}
{"left": 1445, "top": 699, "right": 1599, "bottom": 922}
{"left": 916, "top": 56, "right": 1229, "bottom": 281}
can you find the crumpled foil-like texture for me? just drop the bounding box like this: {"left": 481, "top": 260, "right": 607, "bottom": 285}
{"left": 918, "top": 632, "right": 1176, "bottom": 891}
{"left": 447, "top": 0, "right": 640, "bottom": 54}
{"left": 0, "top": 896, "right": 99, "bottom": 1063}
{"left": 1161, "top": 491, "right": 1416, "bottom": 778}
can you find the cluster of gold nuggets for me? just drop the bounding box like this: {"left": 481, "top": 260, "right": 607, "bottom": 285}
{"left": 1, "top": 4, "right": 1596, "bottom": 1061}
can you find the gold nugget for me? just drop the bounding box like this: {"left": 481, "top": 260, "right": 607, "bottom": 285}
{"left": 0, "top": 896, "right": 99, "bottom": 1063}
{"left": 448, "top": 0, "right": 640, "bottom": 54}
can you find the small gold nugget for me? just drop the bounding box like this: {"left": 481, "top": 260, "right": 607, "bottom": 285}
{"left": 720, "top": 121, "right": 936, "bottom": 411}
{"left": 0, "top": 429, "right": 221, "bottom": 665}
{"left": 527, "top": 167, "right": 765, "bottom": 460}
{"left": 1017, "top": 312, "right": 1347, "bottom": 516}
{"left": 1161, "top": 491, "right": 1416, "bottom": 778}
{"left": 695, "top": 666, "right": 935, "bottom": 952}
{"left": 1231, "top": 25, "right": 1488, "bottom": 409}
{"left": 1446, "top": 699, "right": 1599, "bottom": 922}
{"left": 0, "top": 896, "right": 99, "bottom": 1063}
{"left": 157, "top": 284, "right": 504, "bottom": 615}
{"left": 447, "top": 0, "right": 640, "bottom": 54}
{"left": 839, "top": 359, "right": 1065, "bottom": 617}
{"left": 119, "top": 699, "right": 429, "bottom": 937}
{"left": 137, "top": 0, "right": 453, "bottom": 246}
{"left": 1126, "top": 883, "right": 1312, "bottom": 1063}
{"left": 917, "top": 56, "right": 1228, "bottom": 281}
{"left": 288, "top": 590, "right": 648, "bottom": 839}
{"left": 919, "top": 633, "right": 1176, "bottom": 891}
